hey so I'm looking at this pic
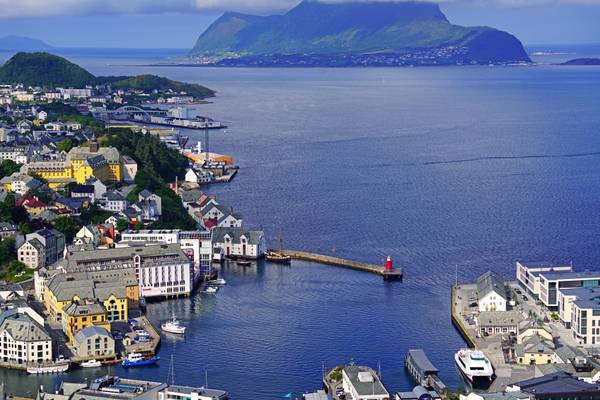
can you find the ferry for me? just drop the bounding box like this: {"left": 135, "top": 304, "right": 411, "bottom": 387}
{"left": 122, "top": 353, "right": 160, "bottom": 368}
{"left": 80, "top": 359, "right": 102, "bottom": 368}
{"left": 161, "top": 314, "right": 186, "bottom": 335}
{"left": 454, "top": 349, "right": 494, "bottom": 383}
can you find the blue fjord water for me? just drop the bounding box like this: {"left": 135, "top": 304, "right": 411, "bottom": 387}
{"left": 1, "top": 49, "right": 600, "bottom": 399}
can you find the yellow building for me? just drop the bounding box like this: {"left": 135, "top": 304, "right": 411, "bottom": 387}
{"left": 45, "top": 273, "right": 130, "bottom": 324}
{"left": 21, "top": 160, "right": 76, "bottom": 189}
{"left": 515, "top": 334, "right": 557, "bottom": 365}
{"left": 62, "top": 299, "right": 111, "bottom": 344}
{"left": 67, "top": 140, "right": 122, "bottom": 183}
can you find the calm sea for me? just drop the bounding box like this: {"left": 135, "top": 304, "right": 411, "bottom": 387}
{"left": 1, "top": 46, "right": 600, "bottom": 399}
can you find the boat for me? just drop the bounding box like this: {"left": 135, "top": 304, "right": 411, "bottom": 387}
{"left": 236, "top": 260, "right": 252, "bottom": 267}
{"left": 161, "top": 314, "right": 186, "bottom": 334}
{"left": 454, "top": 348, "right": 494, "bottom": 383}
{"left": 266, "top": 233, "right": 291, "bottom": 264}
{"left": 122, "top": 353, "right": 160, "bottom": 368}
{"left": 265, "top": 250, "right": 291, "bottom": 264}
{"left": 207, "top": 278, "right": 227, "bottom": 286}
{"left": 80, "top": 360, "right": 102, "bottom": 368}
{"left": 202, "top": 286, "right": 218, "bottom": 294}
{"left": 27, "top": 360, "right": 70, "bottom": 374}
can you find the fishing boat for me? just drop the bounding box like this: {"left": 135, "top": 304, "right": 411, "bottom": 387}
{"left": 27, "top": 360, "right": 70, "bottom": 374}
{"left": 80, "top": 359, "right": 102, "bottom": 368}
{"left": 236, "top": 259, "right": 252, "bottom": 267}
{"left": 455, "top": 348, "right": 494, "bottom": 383}
{"left": 161, "top": 314, "right": 186, "bottom": 335}
{"left": 122, "top": 353, "right": 160, "bottom": 368}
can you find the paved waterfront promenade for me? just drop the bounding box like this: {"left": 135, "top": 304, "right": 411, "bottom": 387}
{"left": 451, "top": 284, "right": 535, "bottom": 391}
{"left": 281, "top": 250, "right": 403, "bottom": 279}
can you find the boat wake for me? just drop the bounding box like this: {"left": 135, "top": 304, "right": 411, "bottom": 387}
{"left": 423, "top": 150, "right": 600, "bottom": 166}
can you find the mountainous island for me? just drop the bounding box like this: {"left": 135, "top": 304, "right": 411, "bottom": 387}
{"left": 0, "top": 52, "right": 215, "bottom": 98}
{"left": 0, "top": 35, "right": 52, "bottom": 51}
{"left": 560, "top": 58, "right": 600, "bottom": 66}
{"left": 189, "top": 0, "right": 530, "bottom": 67}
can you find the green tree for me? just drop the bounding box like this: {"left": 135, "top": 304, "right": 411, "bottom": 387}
{"left": 53, "top": 216, "right": 81, "bottom": 242}
{"left": 115, "top": 219, "right": 129, "bottom": 232}
{"left": 56, "top": 138, "right": 74, "bottom": 153}
{"left": 0, "top": 160, "right": 21, "bottom": 178}
{"left": 19, "top": 221, "right": 32, "bottom": 235}
{"left": 0, "top": 238, "right": 16, "bottom": 262}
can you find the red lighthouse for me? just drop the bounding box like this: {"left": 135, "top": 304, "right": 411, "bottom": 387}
{"left": 385, "top": 256, "right": 393, "bottom": 271}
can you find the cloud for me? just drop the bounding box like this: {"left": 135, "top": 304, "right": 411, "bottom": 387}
{"left": 0, "top": 0, "right": 598, "bottom": 17}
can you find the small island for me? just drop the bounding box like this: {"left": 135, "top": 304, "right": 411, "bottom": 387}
{"left": 560, "top": 58, "right": 600, "bottom": 66}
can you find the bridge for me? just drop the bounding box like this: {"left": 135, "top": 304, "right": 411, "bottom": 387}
{"left": 94, "top": 105, "right": 167, "bottom": 123}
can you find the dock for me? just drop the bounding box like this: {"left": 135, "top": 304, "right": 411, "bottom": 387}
{"left": 405, "top": 349, "right": 447, "bottom": 395}
{"left": 280, "top": 250, "right": 403, "bottom": 280}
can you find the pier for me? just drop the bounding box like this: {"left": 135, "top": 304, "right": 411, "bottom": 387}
{"left": 405, "top": 349, "right": 447, "bottom": 396}
{"left": 280, "top": 250, "right": 403, "bottom": 280}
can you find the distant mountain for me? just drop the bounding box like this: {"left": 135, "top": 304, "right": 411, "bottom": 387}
{"left": 189, "top": 0, "right": 530, "bottom": 67}
{"left": 561, "top": 58, "right": 600, "bottom": 66}
{"left": 0, "top": 52, "right": 215, "bottom": 98}
{"left": 0, "top": 35, "right": 52, "bottom": 51}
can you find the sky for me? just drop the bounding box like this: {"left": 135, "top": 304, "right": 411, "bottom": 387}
{"left": 0, "top": 0, "right": 599, "bottom": 48}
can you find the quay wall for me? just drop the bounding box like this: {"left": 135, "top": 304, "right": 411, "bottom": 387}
{"left": 280, "top": 249, "right": 402, "bottom": 278}
{"left": 450, "top": 284, "right": 476, "bottom": 348}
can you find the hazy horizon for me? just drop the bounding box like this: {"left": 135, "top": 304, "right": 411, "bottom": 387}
{"left": 0, "top": 1, "right": 599, "bottom": 49}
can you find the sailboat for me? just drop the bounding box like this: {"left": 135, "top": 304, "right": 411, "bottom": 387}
{"left": 266, "top": 233, "right": 291, "bottom": 264}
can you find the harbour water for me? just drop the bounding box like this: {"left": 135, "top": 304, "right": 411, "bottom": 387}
{"left": 1, "top": 47, "right": 600, "bottom": 399}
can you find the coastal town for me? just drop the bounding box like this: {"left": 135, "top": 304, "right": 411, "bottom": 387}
{"left": 0, "top": 49, "right": 599, "bottom": 400}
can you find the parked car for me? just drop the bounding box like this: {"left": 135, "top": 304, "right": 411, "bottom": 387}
{"left": 469, "top": 302, "right": 477, "bottom": 308}
{"left": 523, "top": 295, "right": 529, "bottom": 301}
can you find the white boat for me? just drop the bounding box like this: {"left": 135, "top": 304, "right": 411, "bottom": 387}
{"left": 208, "top": 278, "right": 226, "bottom": 286}
{"left": 202, "top": 286, "right": 218, "bottom": 294}
{"left": 80, "top": 359, "right": 102, "bottom": 368}
{"left": 161, "top": 314, "right": 186, "bottom": 334}
{"left": 455, "top": 348, "right": 494, "bottom": 382}
{"left": 27, "top": 361, "right": 70, "bottom": 374}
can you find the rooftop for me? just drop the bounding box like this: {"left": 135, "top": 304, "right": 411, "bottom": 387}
{"left": 343, "top": 365, "right": 388, "bottom": 397}
{"left": 540, "top": 270, "right": 600, "bottom": 281}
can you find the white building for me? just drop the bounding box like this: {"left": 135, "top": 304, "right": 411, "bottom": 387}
{"left": 516, "top": 261, "right": 572, "bottom": 299}
{"left": 137, "top": 244, "right": 193, "bottom": 298}
{"left": 17, "top": 238, "right": 46, "bottom": 269}
{"left": 342, "top": 366, "right": 390, "bottom": 400}
{"left": 0, "top": 309, "right": 52, "bottom": 365}
{"left": 212, "top": 227, "right": 265, "bottom": 259}
{"left": 37, "top": 111, "right": 48, "bottom": 121}
{"left": 476, "top": 271, "right": 507, "bottom": 312}
{"left": 0, "top": 172, "right": 42, "bottom": 195}
{"left": 0, "top": 147, "right": 28, "bottom": 164}
{"left": 557, "top": 286, "right": 600, "bottom": 345}
{"left": 58, "top": 88, "right": 92, "bottom": 99}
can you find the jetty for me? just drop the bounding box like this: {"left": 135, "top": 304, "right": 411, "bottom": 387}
{"left": 405, "top": 349, "right": 447, "bottom": 395}
{"left": 280, "top": 250, "right": 403, "bottom": 280}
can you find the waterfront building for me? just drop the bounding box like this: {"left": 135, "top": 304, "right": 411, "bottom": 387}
{"left": 460, "top": 392, "right": 529, "bottom": 400}
{"left": 37, "top": 375, "right": 229, "bottom": 400}
{"left": 0, "top": 308, "right": 52, "bottom": 365}
{"left": 25, "top": 228, "right": 65, "bottom": 266}
{"left": 45, "top": 271, "right": 132, "bottom": 325}
{"left": 120, "top": 229, "right": 213, "bottom": 276}
{"left": 395, "top": 386, "right": 441, "bottom": 400}
{"left": 342, "top": 365, "right": 390, "bottom": 400}
{"left": 0, "top": 172, "right": 42, "bottom": 195}
{"left": 476, "top": 310, "right": 522, "bottom": 335}
{"left": 405, "top": 349, "right": 440, "bottom": 388}
{"left": 538, "top": 271, "right": 600, "bottom": 308}
{"left": 73, "top": 326, "right": 115, "bottom": 359}
{"left": 212, "top": 227, "right": 266, "bottom": 259}
{"left": 557, "top": 287, "right": 600, "bottom": 345}
{"left": 506, "top": 371, "right": 600, "bottom": 399}
{"left": 516, "top": 261, "right": 573, "bottom": 299}
{"left": 61, "top": 299, "right": 111, "bottom": 344}
{"left": 17, "top": 238, "right": 46, "bottom": 269}
{"left": 517, "top": 319, "right": 553, "bottom": 343}
{"left": 476, "top": 271, "right": 507, "bottom": 312}
{"left": 59, "top": 244, "right": 193, "bottom": 299}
